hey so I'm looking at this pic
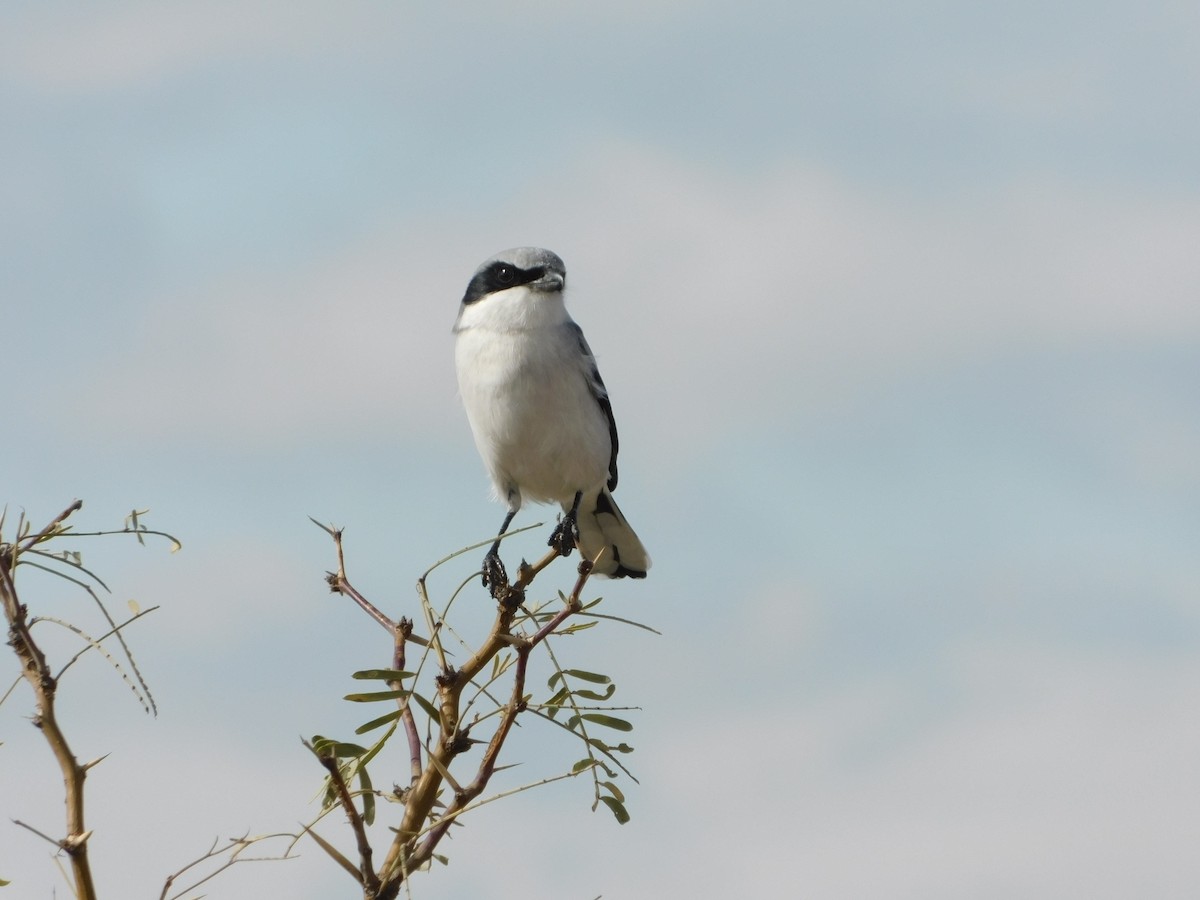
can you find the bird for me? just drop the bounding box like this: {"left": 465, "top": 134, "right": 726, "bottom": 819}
{"left": 453, "top": 247, "right": 650, "bottom": 596}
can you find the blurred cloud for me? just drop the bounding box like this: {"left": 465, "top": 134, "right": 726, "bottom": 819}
{"left": 0, "top": 2, "right": 378, "bottom": 93}
{"left": 44, "top": 138, "right": 1200, "bottom": 454}
{"left": 619, "top": 646, "right": 1200, "bottom": 898}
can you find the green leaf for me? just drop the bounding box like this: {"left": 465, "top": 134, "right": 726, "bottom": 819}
{"left": 357, "top": 766, "right": 376, "bottom": 826}
{"left": 589, "top": 738, "right": 634, "bottom": 754}
{"left": 306, "top": 828, "right": 362, "bottom": 881}
{"left": 541, "top": 687, "right": 569, "bottom": 717}
{"left": 598, "top": 795, "right": 631, "bottom": 824}
{"left": 309, "top": 735, "right": 337, "bottom": 757}
{"left": 355, "top": 721, "right": 396, "bottom": 769}
{"left": 559, "top": 620, "right": 598, "bottom": 634}
{"left": 355, "top": 709, "right": 402, "bottom": 735}
{"left": 563, "top": 669, "right": 611, "bottom": 684}
{"left": 411, "top": 691, "right": 440, "bottom": 720}
{"left": 572, "top": 684, "right": 617, "bottom": 701}
{"left": 601, "top": 780, "right": 625, "bottom": 802}
{"left": 572, "top": 758, "right": 598, "bottom": 774}
{"left": 330, "top": 741, "right": 369, "bottom": 758}
{"left": 490, "top": 653, "right": 512, "bottom": 680}
{"left": 579, "top": 713, "right": 633, "bottom": 732}
{"left": 352, "top": 668, "right": 415, "bottom": 680}
{"left": 580, "top": 612, "right": 662, "bottom": 634}
{"left": 308, "top": 736, "right": 369, "bottom": 759}
{"left": 344, "top": 689, "right": 409, "bottom": 703}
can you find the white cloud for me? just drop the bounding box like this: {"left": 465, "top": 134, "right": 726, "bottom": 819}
{"left": 0, "top": 1, "right": 702, "bottom": 96}
{"left": 61, "top": 139, "right": 1200, "bottom": 457}
{"left": 0, "top": 2, "right": 387, "bottom": 93}
{"left": 603, "top": 644, "right": 1200, "bottom": 898}
{"left": 69, "top": 225, "right": 466, "bottom": 444}
{"left": 1, "top": 712, "right": 347, "bottom": 898}
{"left": 455, "top": 142, "right": 1200, "bottom": 437}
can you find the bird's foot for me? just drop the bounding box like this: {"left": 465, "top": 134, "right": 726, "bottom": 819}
{"left": 482, "top": 551, "right": 509, "bottom": 599}
{"left": 548, "top": 513, "right": 579, "bottom": 558}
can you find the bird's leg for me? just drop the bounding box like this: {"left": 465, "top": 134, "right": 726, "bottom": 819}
{"left": 482, "top": 508, "right": 517, "bottom": 597}
{"left": 549, "top": 491, "right": 583, "bottom": 557}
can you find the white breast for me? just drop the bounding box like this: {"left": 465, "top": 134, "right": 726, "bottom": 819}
{"left": 455, "top": 289, "right": 611, "bottom": 508}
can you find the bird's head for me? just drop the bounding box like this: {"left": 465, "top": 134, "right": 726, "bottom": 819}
{"left": 455, "top": 247, "right": 569, "bottom": 332}
{"left": 462, "top": 247, "right": 566, "bottom": 303}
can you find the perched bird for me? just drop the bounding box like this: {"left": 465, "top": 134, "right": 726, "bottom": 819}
{"left": 453, "top": 247, "right": 650, "bottom": 595}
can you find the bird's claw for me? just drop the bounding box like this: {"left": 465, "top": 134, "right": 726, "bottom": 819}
{"left": 482, "top": 552, "right": 509, "bottom": 599}
{"left": 548, "top": 515, "right": 579, "bottom": 558}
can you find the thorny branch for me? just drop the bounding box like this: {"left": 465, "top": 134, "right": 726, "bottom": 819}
{"left": 411, "top": 563, "right": 592, "bottom": 865}
{"left": 315, "top": 749, "right": 380, "bottom": 895}
{"left": 314, "top": 522, "right": 603, "bottom": 900}
{"left": 3, "top": 502, "right": 263, "bottom": 899}
{"left": 1, "top": 501, "right": 98, "bottom": 900}
{"left": 394, "top": 617, "right": 423, "bottom": 786}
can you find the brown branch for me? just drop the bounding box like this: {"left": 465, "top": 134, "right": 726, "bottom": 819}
{"left": 11, "top": 818, "right": 66, "bottom": 847}
{"left": 380, "top": 591, "right": 525, "bottom": 871}
{"left": 315, "top": 520, "right": 395, "bottom": 632}
{"left": 530, "top": 561, "right": 591, "bottom": 644}
{"left": 1, "top": 504, "right": 96, "bottom": 900}
{"left": 317, "top": 523, "right": 599, "bottom": 900}
{"left": 410, "top": 647, "right": 530, "bottom": 863}
{"left": 316, "top": 751, "right": 379, "bottom": 894}
{"left": 15, "top": 499, "right": 83, "bottom": 553}
{"left": 514, "top": 545, "right": 567, "bottom": 591}
{"left": 392, "top": 618, "right": 423, "bottom": 785}
{"left": 387, "top": 558, "right": 595, "bottom": 886}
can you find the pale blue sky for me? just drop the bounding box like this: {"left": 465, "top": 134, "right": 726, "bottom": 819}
{"left": 3, "top": 2, "right": 1199, "bottom": 897}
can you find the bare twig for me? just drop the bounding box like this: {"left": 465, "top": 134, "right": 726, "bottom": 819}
{"left": 33, "top": 612, "right": 157, "bottom": 715}
{"left": 15, "top": 500, "right": 83, "bottom": 551}
{"left": 159, "top": 833, "right": 299, "bottom": 900}
{"left": 12, "top": 818, "right": 68, "bottom": 847}
{"left": 53, "top": 605, "right": 161, "bottom": 681}
{"left": 17, "top": 561, "right": 158, "bottom": 714}
{"left": 313, "top": 519, "right": 397, "bottom": 633}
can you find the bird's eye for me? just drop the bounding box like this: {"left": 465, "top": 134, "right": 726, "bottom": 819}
{"left": 495, "top": 265, "right": 515, "bottom": 284}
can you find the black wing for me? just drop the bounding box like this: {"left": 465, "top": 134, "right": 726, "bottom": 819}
{"left": 570, "top": 323, "right": 619, "bottom": 492}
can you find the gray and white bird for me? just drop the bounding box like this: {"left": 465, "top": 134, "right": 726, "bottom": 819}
{"left": 453, "top": 247, "right": 650, "bottom": 594}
